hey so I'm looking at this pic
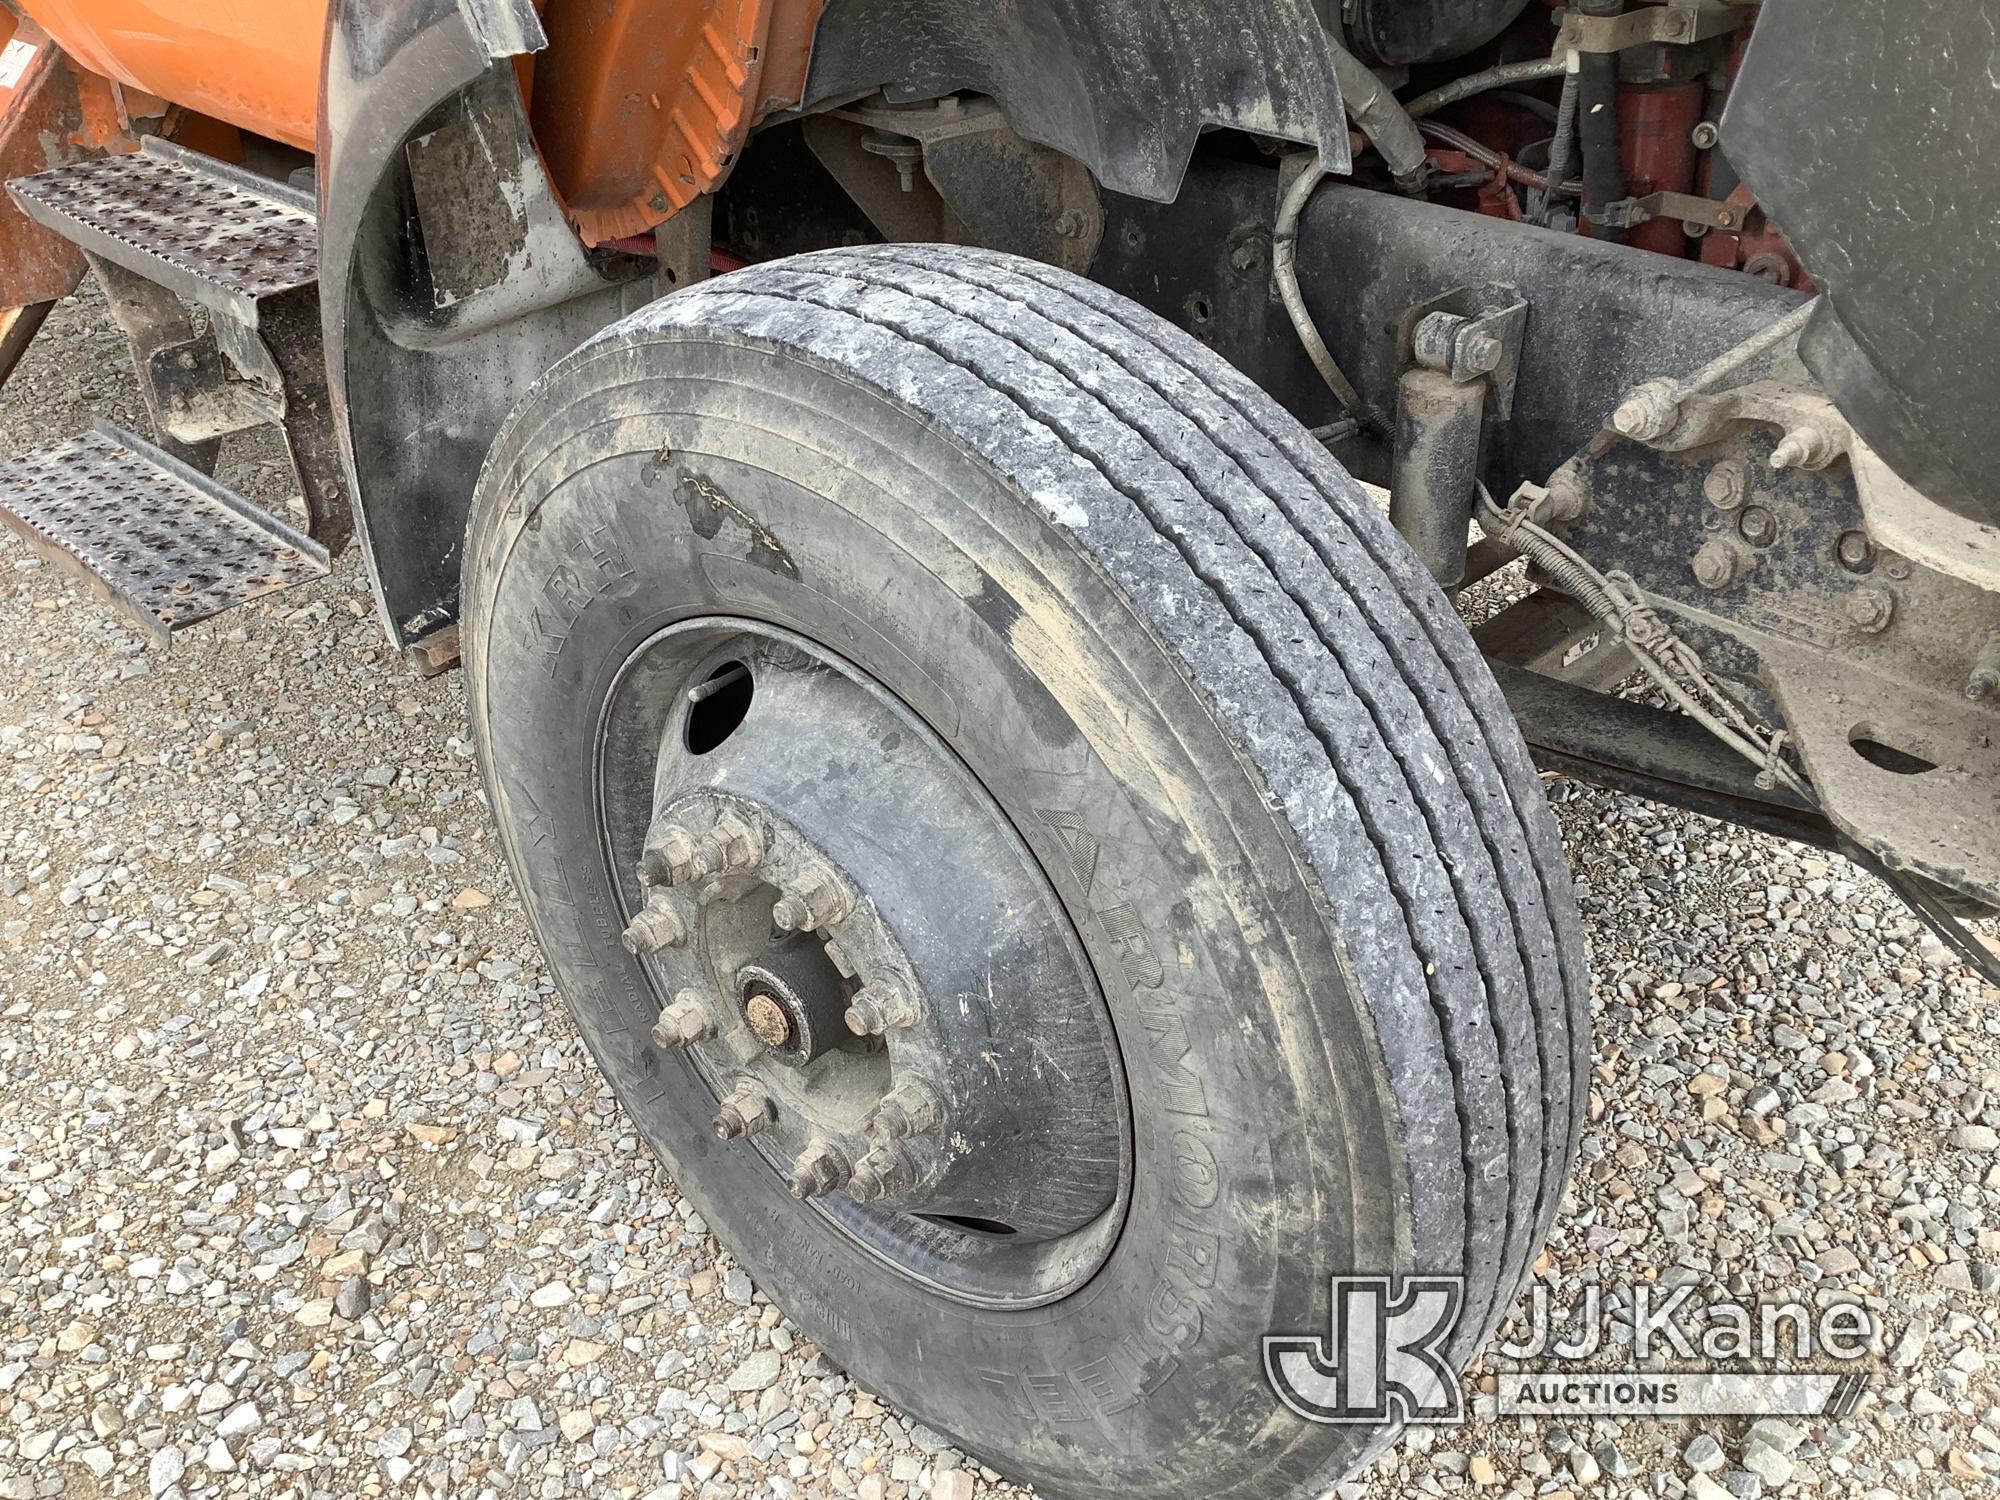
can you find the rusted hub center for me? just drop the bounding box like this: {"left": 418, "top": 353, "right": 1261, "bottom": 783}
{"left": 744, "top": 991, "right": 793, "bottom": 1048}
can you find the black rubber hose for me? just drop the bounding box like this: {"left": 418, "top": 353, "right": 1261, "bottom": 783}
{"left": 1574, "top": 0, "right": 1627, "bottom": 243}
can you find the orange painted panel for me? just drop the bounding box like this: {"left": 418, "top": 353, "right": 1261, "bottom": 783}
{"left": 15, "top": 0, "right": 326, "bottom": 148}
{"left": 532, "top": 0, "right": 824, "bottom": 245}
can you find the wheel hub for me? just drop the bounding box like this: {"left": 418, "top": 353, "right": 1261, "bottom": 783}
{"left": 617, "top": 634, "right": 1123, "bottom": 1247}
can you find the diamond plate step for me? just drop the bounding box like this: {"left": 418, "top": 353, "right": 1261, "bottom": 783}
{"left": 0, "top": 423, "right": 328, "bottom": 643}
{"left": 6, "top": 139, "right": 316, "bottom": 318}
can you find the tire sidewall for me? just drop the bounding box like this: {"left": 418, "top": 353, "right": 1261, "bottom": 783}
{"left": 466, "top": 329, "right": 1407, "bottom": 1497}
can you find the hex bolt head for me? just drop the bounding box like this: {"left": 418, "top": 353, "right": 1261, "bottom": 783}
{"left": 1610, "top": 381, "right": 1681, "bottom": 443}
{"left": 771, "top": 876, "right": 850, "bottom": 934}
{"left": 713, "top": 1083, "right": 777, "bottom": 1141}
{"left": 640, "top": 823, "right": 707, "bottom": 887}
{"left": 620, "top": 900, "right": 687, "bottom": 956}
{"left": 651, "top": 991, "right": 717, "bottom": 1050}
{"left": 1691, "top": 538, "right": 1742, "bottom": 592}
{"left": 867, "top": 1079, "right": 945, "bottom": 1143}
{"left": 847, "top": 1142, "right": 922, "bottom": 1204}
{"left": 703, "top": 811, "right": 765, "bottom": 874}
{"left": 1846, "top": 587, "right": 1895, "bottom": 634}
{"left": 1703, "top": 460, "right": 1747, "bottom": 511}
{"left": 1835, "top": 529, "right": 1876, "bottom": 573}
{"left": 844, "top": 982, "right": 923, "bottom": 1036}
{"left": 1459, "top": 331, "right": 1504, "bottom": 377}
{"left": 1736, "top": 506, "right": 1778, "bottom": 549}
{"left": 787, "top": 1139, "right": 851, "bottom": 1200}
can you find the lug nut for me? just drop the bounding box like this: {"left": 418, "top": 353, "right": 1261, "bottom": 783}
{"left": 620, "top": 899, "right": 687, "bottom": 955}
{"left": 867, "top": 1079, "right": 944, "bottom": 1142}
{"left": 844, "top": 982, "right": 923, "bottom": 1036}
{"left": 771, "top": 876, "right": 850, "bottom": 934}
{"left": 847, "top": 1142, "right": 922, "bottom": 1204}
{"left": 787, "top": 1139, "right": 851, "bottom": 1199}
{"left": 702, "top": 811, "right": 765, "bottom": 874}
{"left": 713, "top": 1082, "right": 777, "bottom": 1141}
{"left": 651, "top": 990, "right": 717, "bottom": 1050}
{"left": 640, "top": 823, "right": 709, "bottom": 887}
{"left": 1846, "top": 587, "right": 1895, "bottom": 635}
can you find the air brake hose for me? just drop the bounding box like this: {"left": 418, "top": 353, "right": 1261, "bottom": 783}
{"left": 1574, "top": 0, "right": 1627, "bottom": 243}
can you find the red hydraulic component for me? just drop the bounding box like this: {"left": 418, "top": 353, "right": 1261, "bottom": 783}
{"left": 1617, "top": 80, "right": 1703, "bottom": 257}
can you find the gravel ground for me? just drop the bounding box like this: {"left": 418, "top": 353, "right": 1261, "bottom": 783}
{"left": 2, "top": 286, "right": 1999, "bottom": 1500}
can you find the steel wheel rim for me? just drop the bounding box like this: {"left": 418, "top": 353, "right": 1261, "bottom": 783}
{"left": 593, "top": 616, "right": 1133, "bottom": 1308}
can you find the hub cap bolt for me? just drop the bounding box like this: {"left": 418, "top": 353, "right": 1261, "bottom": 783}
{"left": 847, "top": 1142, "right": 924, "bottom": 1204}
{"left": 867, "top": 1079, "right": 945, "bottom": 1142}
{"left": 621, "top": 899, "right": 687, "bottom": 955}
{"left": 713, "top": 1082, "right": 777, "bottom": 1141}
{"left": 788, "top": 1139, "right": 851, "bottom": 1199}
{"left": 652, "top": 990, "right": 718, "bottom": 1049}
{"left": 845, "top": 981, "right": 922, "bottom": 1036}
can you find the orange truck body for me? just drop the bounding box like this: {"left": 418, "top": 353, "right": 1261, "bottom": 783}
{"left": 6, "top": 0, "right": 827, "bottom": 244}
{"left": 16, "top": 0, "right": 324, "bottom": 148}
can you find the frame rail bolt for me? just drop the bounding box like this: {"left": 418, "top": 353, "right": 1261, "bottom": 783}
{"left": 1770, "top": 422, "right": 1841, "bottom": 472}
{"left": 1846, "top": 587, "right": 1895, "bottom": 635}
{"left": 1691, "top": 538, "right": 1743, "bottom": 592}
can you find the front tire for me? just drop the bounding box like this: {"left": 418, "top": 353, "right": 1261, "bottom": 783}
{"left": 463, "top": 246, "right": 1588, "bottom": 1498}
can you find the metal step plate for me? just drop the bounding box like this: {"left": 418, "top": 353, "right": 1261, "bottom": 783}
{"left": 0, "top": 423, "right": 328, "bottom": 643}
{"left": 6, "top": 139, "right": 316, "bottom": 317}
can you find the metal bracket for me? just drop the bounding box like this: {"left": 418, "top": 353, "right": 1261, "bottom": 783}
{"left": 1598, "top": 190, "right": 1744, "bottom": 233}
{"left": 1558, "top": 0, "right": 1755, "bottom": 54}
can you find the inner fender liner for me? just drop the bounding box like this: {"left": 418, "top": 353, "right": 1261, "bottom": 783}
{"left": 800, "top": 0, "right": 1350, "bottom": 203}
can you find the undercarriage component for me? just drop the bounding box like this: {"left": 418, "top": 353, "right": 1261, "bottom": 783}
{"left": 798, "top": 0, "right": 1350, "bottom": 203}
{"left": 1556, "top": 325, "right": 2000, "bottom": 906}
{"left": 463, "top": 245, "right": 1585, "bottom": 1498}
{"left": 805, "top": 95, "right": 1104, "bottom": 274}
